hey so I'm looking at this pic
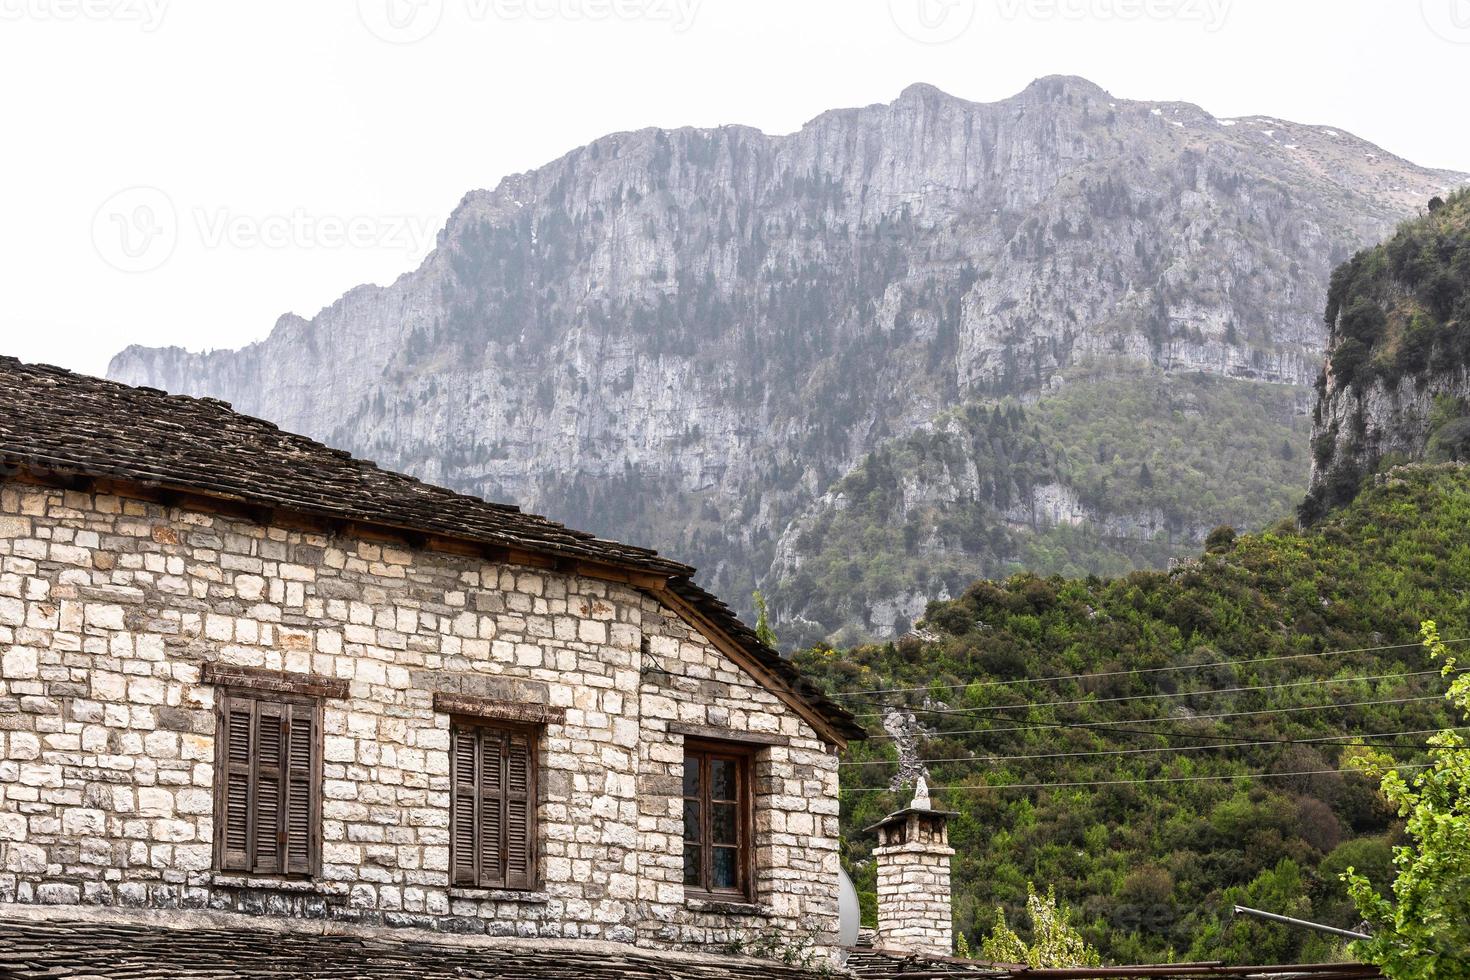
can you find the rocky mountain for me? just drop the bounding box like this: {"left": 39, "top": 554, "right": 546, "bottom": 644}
{"left": 109, "top": 76, "right": 1465, "bottom": 645}
{"left": 1305, "top": 188, "right": 1470, "bottom": 521}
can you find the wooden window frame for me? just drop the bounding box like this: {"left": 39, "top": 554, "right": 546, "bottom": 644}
{"left": 681, "top": 739, "right": 756, "bottom": 903}
{"left": 449, "top": 718, "right": 540, "bottom": 891}
{"left": 212, "top": 688, "right": 323, "bottom": 878}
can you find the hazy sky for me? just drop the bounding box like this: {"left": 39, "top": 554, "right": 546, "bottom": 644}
{"left": 3, "top": 0, "right": 1468, "bottom": 377}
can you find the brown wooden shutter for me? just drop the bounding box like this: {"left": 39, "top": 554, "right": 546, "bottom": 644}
{"left": 451, "top": 726, "right": 480, "bottom": 886}
{"left": 252, "top": 701, "right": 286, "bottom": 875}
{"left": 479, "top": 728, "right": 505, "bottom": 888}
{"left": 284, "top": 703, "right": 315, "bottom": 875}
{"left": 448, "top": 723, "right": 537, "bottom": 889}
{"left": 505, "top": 732, "right": 533, "bottom": 890}
{"left": 219, "top": 696, "right": 254, "bottom": 872}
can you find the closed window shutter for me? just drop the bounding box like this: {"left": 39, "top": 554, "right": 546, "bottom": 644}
{"left": 252, "top": 702, "right": 286, "bottom": 875}
{"left": 220, "top": 696, "right": 254, "bottom": 872}
{"left": 479, "top": 729, "right": 505, "bottom": 888}
{"left": 448, "top": 723, "right": 537, "bottom": 890}
{"left": 505, "top": 732, "right": 533, "bottom": 890}
{"left": 284, "top": 703, "right": 315, "bottom": 875}
{"left": 451, "top": 727, "right": 480, "bottom": 886}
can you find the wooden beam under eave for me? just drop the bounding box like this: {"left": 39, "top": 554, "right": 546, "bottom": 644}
{"left": 573, "top": 561, "right": 670, "bottom": 591}
{"left": 649, "top": 586, "right": 848, "bottom": 751}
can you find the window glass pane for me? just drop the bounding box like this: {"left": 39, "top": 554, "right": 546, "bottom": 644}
{"left": 683, "top": 799, "right": 702, "bottom": 841}
{"left": 710, "top": 758, "right": 736, "bottom": 801}
{"left": 683, "top": 757, "right": 701, "bottom": 798}
{"left": 711, "top": 802, "right": 737, "bottom": 845}
{"left": 683, "top": 844, "right": 702, "bottom": 887}
{"left": 713, "top": 846, "right": 738, "bottom": 889}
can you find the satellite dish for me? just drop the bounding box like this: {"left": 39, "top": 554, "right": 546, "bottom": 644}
{"left": 838, "top": 866, "right": 861, "bottom": 949}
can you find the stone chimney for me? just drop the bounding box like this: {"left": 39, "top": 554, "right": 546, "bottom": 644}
{"left": 867, "top": 778, "right": 957, "bottom": 957}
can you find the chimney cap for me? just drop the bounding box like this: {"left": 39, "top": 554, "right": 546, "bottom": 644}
{"left": 913, "top": 776, "right": 932, "bottom": 809}
{"left": 863, "top": 778, "right": 959, "bottom": 834}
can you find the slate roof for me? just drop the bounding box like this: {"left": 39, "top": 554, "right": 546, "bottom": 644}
{"left": 0, "top": 909, "right": 824, "bottom": 980}
{"left": 0, "top": 356, "right": 864, "bottom": 742}
{"left": 843, "top": 943, "right": 1383, "bottom": 980}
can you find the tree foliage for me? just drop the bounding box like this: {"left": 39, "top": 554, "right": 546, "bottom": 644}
{"left": 752, "top": 590, "right": 778, "bottom": 648}
{"left": 1343, "top": 621, "right": 1470, "bottom": 978}
{"left": 979, "top": 884, "right": 1103, "bottom": 967}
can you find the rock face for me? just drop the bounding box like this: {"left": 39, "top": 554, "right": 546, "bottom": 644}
{"left": 1305, "top": 190, "right": 1470, "bottom": 521}
{"left": 109, "top": 76, "right": 1465, "bottom": 642}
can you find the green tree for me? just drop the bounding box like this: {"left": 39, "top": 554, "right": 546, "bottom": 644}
{"left": 1344, "top": 621, "right": 1470, "bottom": 978}
{"left": 752, "top": 590, "right": 778, "bottom": 648}
{"left": 979, "top": 883, "right": 1102, "bottom": 967}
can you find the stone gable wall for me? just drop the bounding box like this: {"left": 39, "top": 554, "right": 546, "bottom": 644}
{"left": 0, "top": 479, "right": 839, "bottom": 957}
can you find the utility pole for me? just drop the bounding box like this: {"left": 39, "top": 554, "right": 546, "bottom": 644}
{"left": 1231, "top": 905, "right": 1371, "bottom": 941}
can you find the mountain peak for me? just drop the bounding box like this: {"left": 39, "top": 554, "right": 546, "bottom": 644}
{"left": 896, "top": 81, "right": 953, "bottom": 104}
{"left": 1018, "top": 74, "right": 1111, "bottom": 101}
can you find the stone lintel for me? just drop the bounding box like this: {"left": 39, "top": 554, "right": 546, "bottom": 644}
{"left": 201, "top": 663, "right": 348, "bottom": 700}
{"left": 432, "top": 692, "right": 566, "bottom": 726}
{"left": 668, "top": 722, "right": 790, "bottom": 747}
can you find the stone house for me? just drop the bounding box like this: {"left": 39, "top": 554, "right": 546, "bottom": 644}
{"left": 0, "top": 357, "right": 869, "bottom": 960}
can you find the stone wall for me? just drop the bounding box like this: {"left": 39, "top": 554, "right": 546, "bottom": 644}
{"left": 0, "top": 478, "right": 840, "bottom": 956}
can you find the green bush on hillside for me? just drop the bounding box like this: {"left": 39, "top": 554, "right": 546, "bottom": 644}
{"left": 803, "top": 463, "right": 1470, "bottom": 964}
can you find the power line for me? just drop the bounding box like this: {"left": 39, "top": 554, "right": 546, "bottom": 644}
{"left": 839, "top": 726, "right": 1470, "bottom": 766}
{"left": 828, "top": 637, "right": 1469, "bottom": 699}
{"left": 849, "top": 667, "right": 1465, "bottom": 720}
{"left": 865, "top": 694, "right": 1453, "bottom": 740}
{"left": 843, "top": 763, "right": 1436, "bottom": 793}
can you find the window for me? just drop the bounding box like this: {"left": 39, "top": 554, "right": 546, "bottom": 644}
{"left": 682, "top": 744, "right": 752, "bottom": 899}
{"left": 450, "top": 723, "right": 537, "bottom": 890}
{"left": 213, "top": 691, "right": 321, "bottom": 876}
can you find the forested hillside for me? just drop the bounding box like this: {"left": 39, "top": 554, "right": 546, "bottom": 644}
{"left": 800, "top": 463, "right": 1470, "bottom": 963}
{"left": 777, "top": 369, "right": 1310, "bottom": 643}
{"left": 1308, "top": 188, "right": 1470, "bottom": 519}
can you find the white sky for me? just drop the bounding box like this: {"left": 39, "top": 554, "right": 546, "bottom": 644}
{"left": 2, "top": 0, "right": 1468, "bottom": 377}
